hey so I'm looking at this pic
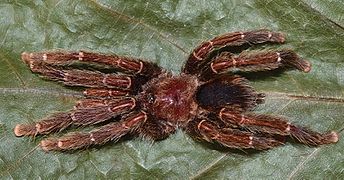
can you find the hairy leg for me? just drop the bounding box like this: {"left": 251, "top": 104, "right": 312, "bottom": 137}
{"left": 25, "top": 60, "right": 134, "bottom": 89}
{"left": 40, "top": 111, "right": 147, "bottom": 151}
{"left": 200, "top": 49, "right": 310, "bottom": 78}
{"left": 21, "top": 51, "right": 162, "bottom": 77}
{"left": 184, "top": 29, "right": 285, "bottom": 74}
{"left": 83, "top": 88, "right": 130, "bottom": 98}
{"left": 219, "top": 108, "right": 338, "bottom": 146}
{"left": 136, "top": 118, "right": 176, "bottom": 140}
{"left": 14, "top": 98, "right": 136, "bottom": 136}
{"left": 186, "top": 118, "right": 283, "bottom": 150}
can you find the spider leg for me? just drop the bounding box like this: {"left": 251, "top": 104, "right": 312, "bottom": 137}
{"left": 25, "top": 60, "right": 135, "bottom": 90}
{"left": 39, "top": 111, "right": 147, "bottom": 151}
{"left": 14, "top": 98, "right": 136, "bottom": 136}
{"left": 184, "top": 29, "right": 285, "bottom": 74}
{"left": 200, "top": 49, "right": 310, "bottom": 78}
{"left": 219, "top": 108, "right": 339, "bottom": 146}
{"left": 83, "top": 88, "right": 130, "bottom": 98}
{"left": 21, "top": 51, "right": 162, "bottom": 77}
{"left": 186, "top": 118, "right": 283, "bottom": 150}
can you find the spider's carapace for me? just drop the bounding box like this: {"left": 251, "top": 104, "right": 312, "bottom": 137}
{"left": 140, "top": 74, "right": 199, "bottom": 123}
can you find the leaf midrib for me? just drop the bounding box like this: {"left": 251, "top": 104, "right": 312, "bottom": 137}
{"left": 1, "top": 87, "right": 344, "bottom": 104}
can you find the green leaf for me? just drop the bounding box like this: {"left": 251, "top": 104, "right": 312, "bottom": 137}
{"left": 0, "top": 0, "right": 343, "bottom": 179}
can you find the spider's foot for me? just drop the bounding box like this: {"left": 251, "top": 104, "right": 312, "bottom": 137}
{"left": 40, "top": 138, "right": 59, "bottom": 152}
{"left": 14, "top": 124, "right": 36, "bottom": 137}
{"left": 324, "top": 131, "right": 339, "bottom": 144}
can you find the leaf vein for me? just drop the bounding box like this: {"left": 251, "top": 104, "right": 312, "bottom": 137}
{"left": 88, "top": 0, "right": 188, "bottom": 54}
{"left": 0, "top": 145, "right": 38, "bottom": 177}
{"left": 0, "top": 53, "right": 27, "bottom": 88}
{"left": 287, "top": 149, "right": 320, "bottom": 180}
{"left": 189, "top": 154, "right": 227, "bottom": 180}
{"left": 266, "top": 92, "right": 344, "bottom": 103}
{"left": 0, "top": 88, "right": 83, "bottom": 98}
{"left": 301, "top": 0, "right": 344, "bottom": 31}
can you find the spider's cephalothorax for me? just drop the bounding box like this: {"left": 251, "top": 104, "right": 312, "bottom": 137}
{"left": 139, "top": 73, "right": 199, "bottom": 124}
{"left": 14, "top": 30, "right": 338, "bottom": 151}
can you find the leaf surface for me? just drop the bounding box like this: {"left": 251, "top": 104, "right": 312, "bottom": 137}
{"left": 0, "top": 0, "right": 343, "bottom": 179}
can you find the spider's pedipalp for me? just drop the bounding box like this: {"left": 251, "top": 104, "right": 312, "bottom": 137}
{"left": 40, "top": 111, "right": 147, "bottom": 151}
{"left": 219, "top": 108, "right": 339, "bottom": 145}
{"left": 186, "top": 118, "right": 283, "bottom": 150}
{"left": 136, "top": 117, "right": 176, "bottom": 140}
{"left": 21, "top": 51, "right": 162, "bottom": 77}
{"left": 14, "top": 98, "right": 136, "bottom": 136}
{"left": 184, "top": 29, "right": 285, "bottom": 75}
{"left": 201, "top": 49, "right": 311, "bottom": 78}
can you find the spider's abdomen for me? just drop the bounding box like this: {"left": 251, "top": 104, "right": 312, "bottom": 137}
{"left": 140, "top": 74, "right": 199, "bottom": 123}
{"left": 196, "top": 81, "right": 242, "bottom": 107}
{"left": 196, "top": 76, "right": 264, "bottom": 111}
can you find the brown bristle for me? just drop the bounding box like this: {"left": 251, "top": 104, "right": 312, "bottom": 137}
{"left": 21, "top": 52, "right": 32, "bottom": 65}
{"left": 57, "top": 134, "right": 91, "bottom": 150}
{"left": 40, "top": 139, "right": 59, "bottom": 152}
{"left": 14, "top": 124, "right": 36, "bottom": 137}
{"left": 271, "top": 31, "right": 285, "bottom": 43}
{"left": 303, "top": 61, "right": 312, "bottom": 73}
{"left": 326, "top": 131, "right": 339, "bottom": 144}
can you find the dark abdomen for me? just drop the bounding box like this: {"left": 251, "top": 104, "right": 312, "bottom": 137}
{"left": 196, "top": 76, "right": 263, "bottom": 111}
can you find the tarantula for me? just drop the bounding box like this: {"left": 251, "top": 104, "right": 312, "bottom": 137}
{"left": 14, "top": 29, "right": 338, "bottom": 151}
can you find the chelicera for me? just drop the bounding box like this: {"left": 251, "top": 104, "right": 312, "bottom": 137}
{"left": 15, "top": 29, "right": 338, "bottom": 151}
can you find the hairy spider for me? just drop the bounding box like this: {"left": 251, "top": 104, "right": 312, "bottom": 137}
{"left": 14, "top": 29, "right": 338, "bottom": 151}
